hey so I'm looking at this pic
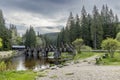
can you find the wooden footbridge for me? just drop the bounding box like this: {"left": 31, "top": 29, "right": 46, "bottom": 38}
{"left": 12, "top": 44, "right": 76, "bottom": 59}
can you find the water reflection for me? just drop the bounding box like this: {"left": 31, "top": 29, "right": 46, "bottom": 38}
{"left": 7, "top": 54, "right": 50, "bottom": 71}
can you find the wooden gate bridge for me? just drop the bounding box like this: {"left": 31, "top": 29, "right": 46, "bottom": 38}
{"left": 12, "top": 44, "right": 76, "bottom": 59}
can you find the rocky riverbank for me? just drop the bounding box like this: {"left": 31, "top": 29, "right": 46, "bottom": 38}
{"left": 0, "top": 51, "right": 19, "bottom": 60}
{"left": 36, "top": 55, "right": 120, "bottom": 80}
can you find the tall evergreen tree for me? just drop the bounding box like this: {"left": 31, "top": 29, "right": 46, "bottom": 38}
{"left": 57, "top": 5, "right": 119, "bottom": 49}
{"left": 66, "top": 12, "right": 75, "bottom": 42}
{"left": 91, "top": 5, "right": 103, "bottom": 49}
{"left": 86, "top": 14, "right": 92, "bottom": 47}
{"left": 81, "top": 6, "right": 90, "bottom": 46}
{"left": 25, "top": 26, "right": 36, "bottom": 48}
{"left": 75, "top": 14, "right": 81, "bottom": 39}
{"left": 0, "top": 9, "right": 11, "bottom": 50}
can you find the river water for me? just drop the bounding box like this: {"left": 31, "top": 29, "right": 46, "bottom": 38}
{"left": 5, "top": 51, "right": 72, "bottom": 71}
{"left": 6, "top": 51, "right": 54, "bottom": 71}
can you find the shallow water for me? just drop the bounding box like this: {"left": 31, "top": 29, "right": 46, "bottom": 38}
{"left": 6, "top": 53, "right": 50, "bottom": 71}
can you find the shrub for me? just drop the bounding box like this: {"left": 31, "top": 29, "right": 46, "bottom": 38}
{"left": 81, "top": 45, "right": 92, "bottom": 51}
{"left": 0, "top": 61, "right": 6, "bottom": 71}
{"left": 72, "top": 38, "right": 83, "bottom": 53}
{"left": 101, "top": 38, "right": 120, "bottom": 58}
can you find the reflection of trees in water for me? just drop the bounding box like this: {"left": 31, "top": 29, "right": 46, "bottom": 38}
{"left": 24, "top": 56, "right": 48, "bottom": 69}
{"left": 5, "top": 60, "right": 16, "bottom": 70}
{"left": 24, "top": 57, "right": 36, "bottom": 69}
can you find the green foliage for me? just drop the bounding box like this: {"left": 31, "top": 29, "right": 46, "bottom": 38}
{"left": 36, "top": 36, "right": 43, "bottom": 47}
{"left": 81, "top": 6, "right": 92, "bottom": 47}
{"left": 0, "top": 70, "right": 36, "bottom": 80}
{"left": 0, "top": 38, "right": 2, "bottom": 48}
{"left": 72, "top": 38, "right": 83, "bottom": 53}
{"left": 101, "top": 38, "right": 120, "bottom": 58}
{"left": 57, "top": 5, "right": 119, "bottom": 49}
{"left": 16, "top": 36, "right": 23, "bottom": 45}
{"left": 9, "top": 25, "right": 22, "bottom": 45}
{"left": 98, "top": 53, "right": 120, "bottom": 65}
{"left": 81, "top": 45, "right": 92, "bottom": 51}
{"left": 91, "top": 5, "right": 103, "bottom": 49}
{"left": 0, "top": 9, "right": 11, "bottom": 51}
{"left": 25, "top": 27, "right": 36, "bottom": 48}
{"left": 74, "top": 52, "right": 95, "bottom": 60}
{"left": 61, "top": 52, "right": 73, "bottom": 59}
{"left": 116, "top": 32, "right": 120, "bottom": 42}
{"left": 44, "top": 32, "right": 59, "bottom": 46}
{"left": 0, "top": 61, "right": 6, "bottom": 71}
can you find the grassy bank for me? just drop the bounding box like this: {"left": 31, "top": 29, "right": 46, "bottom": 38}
{"left": 74, "top": 52, "right": 97, "bottom": 60}
{"left": 99, "top": 52, "right": 120, "bottom": 65}
{"left": 0, "top": 70, "right": 36, "bottom": 80}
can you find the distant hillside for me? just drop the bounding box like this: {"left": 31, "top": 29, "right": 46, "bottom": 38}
{"left": 44, "top": 32, "right": 59, "bottom": 40}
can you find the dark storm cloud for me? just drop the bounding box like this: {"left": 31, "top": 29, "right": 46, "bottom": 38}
{"left": 1, "top": 0, "right": 120, "bottom": 17}
{"left": 0, "top": 0, "right": 120, "bottom": 34}
{"left": 0, "top": 0, "right": 74, "bottom": 18}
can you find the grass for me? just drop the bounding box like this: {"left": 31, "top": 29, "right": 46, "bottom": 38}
{"left": 74, "top": 52, "right": 97, "bottom": 60}
{"left": 0, "top": 70, "right": 37, "bottom": 80}
{"left": 99, "top": 52, "right": 120, "bottom": 65}
{"left": 48, "top": 52, "right": 54, "bottom": 57}
{"left": 61, "top": 52, "right": 73, "bottom": 59}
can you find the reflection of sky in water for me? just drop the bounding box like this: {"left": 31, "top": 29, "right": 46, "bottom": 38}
{"left": 10, "top": 54, "right": 50, "bottom": 71}
{"left": 16, "top": 57, "right": 27, "bottom": 71}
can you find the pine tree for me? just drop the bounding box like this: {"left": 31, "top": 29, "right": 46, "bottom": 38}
{"left": 81, "top": 6, "right": 90, "bottom": 46}
{"left": 66, "top": 12, "right": 75, "bottom": 42}
{"left": 75, "top": 14, "right": 81, "bottom": 39}
{"left": 91, "top": 5, "right": 103, "bottom": 49}
{"left": 0, "top": 9, "right": 11, "bottom": 51}
{"left": 25, "top": 26, "right": 36, "bottom": 48}
{"left": 57, "top": 5, "right": 119, "bottom": 49}
{"left": 86, "top": 14, "right": 92, "bottom": 47}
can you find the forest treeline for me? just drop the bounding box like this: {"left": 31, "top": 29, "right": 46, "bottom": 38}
{"left": 57, "top": 5, "right": 120, "bottom": 49}
{"left": 0, "top": 10, "right": 11, "bottom": 50}
{"left": 0, "top": 5, "right": 120, "bottom": 50}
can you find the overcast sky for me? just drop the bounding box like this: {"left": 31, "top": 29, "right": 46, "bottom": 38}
{"left": 0, "top": 0, "right": 120, "bottom": 34}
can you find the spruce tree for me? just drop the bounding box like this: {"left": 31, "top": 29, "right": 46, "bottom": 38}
{"left": 81, "top": 6, "right": 90, "bottom": 46}
{"left": 25, "top": 26, "right": 36, "bottom": 48}
{"left": 0, "top": 9, "right": 11, "bottom": 50}
{"left": 91, "top": 5, "right": 103, "bottom": 49}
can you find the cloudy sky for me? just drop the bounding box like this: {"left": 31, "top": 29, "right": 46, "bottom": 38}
{"left": 0, "top": 0, "right": 120, "bottom": 34}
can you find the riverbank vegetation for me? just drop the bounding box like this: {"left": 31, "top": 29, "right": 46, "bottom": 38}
{"left": 74, "top": 52, "right": 96, "bottom": 60}
{"left": 0, "top": 70, "right": 36, "bottom": 80}
{"left": 0, "top": 10, "right": 11, "bottom": 51}
{"left": 97, "top": 52, "right": 120, "bottom": 65}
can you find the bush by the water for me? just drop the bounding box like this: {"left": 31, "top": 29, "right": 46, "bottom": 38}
{"left": 0, "top": 61, "right": 6, "bottom": 71}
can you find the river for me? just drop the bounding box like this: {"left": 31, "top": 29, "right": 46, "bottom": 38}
{"left": 5, "top": 51, "right": 54, "bottom": 71}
